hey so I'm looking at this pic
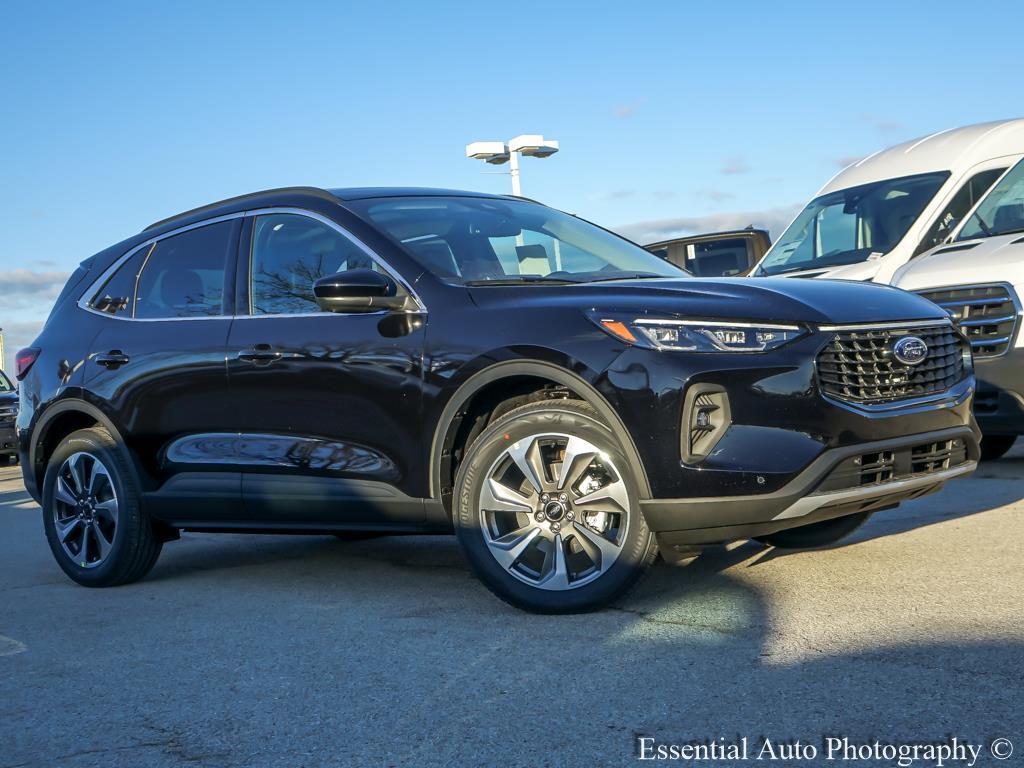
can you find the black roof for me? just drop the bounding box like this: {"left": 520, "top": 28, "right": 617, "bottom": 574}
{"left": 144, "top": 186, "right": 519, "bottom": 233}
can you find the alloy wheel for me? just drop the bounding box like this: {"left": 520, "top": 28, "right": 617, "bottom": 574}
{"left": 478, "top": 432, "right": 630, "bottom": 590}
{"left": 52, "top": 452, "right": 119, "bottom": 568}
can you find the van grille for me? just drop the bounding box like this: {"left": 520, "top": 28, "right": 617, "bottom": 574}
{"left": 817, "top": 323, "right": 966, "bottom": 405}
{"left": 915, "top": 284, "right": 1019, "bottom": 358}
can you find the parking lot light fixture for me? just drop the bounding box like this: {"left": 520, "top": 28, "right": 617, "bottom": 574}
{"left": 465, "top": 134, "right": 560, "bottom": 196}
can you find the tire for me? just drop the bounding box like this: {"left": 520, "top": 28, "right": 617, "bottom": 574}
{"left": 454, "top": 399, "right": 657, "bottom": 613}
{"left": 41, "top": 427, "right": 162, "bottom": 587}
{"left": 756, "top": 511, "right": 871, "bottom": 549}
{"left": 980, "top": 434, "right": 1017, "bottom": 462}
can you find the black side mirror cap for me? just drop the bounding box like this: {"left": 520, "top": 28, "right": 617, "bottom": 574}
{"left": 312, "top": 269, "right": 411, "bottom": 313}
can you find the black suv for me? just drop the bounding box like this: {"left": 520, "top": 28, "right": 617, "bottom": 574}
{"left": 16, "top": 188, "right": 979, "bottom": 612}
{"left": 0, "top": 369, "right": 17, "bottom": 463}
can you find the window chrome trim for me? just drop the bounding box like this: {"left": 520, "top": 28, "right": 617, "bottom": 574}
{"left": 76, "top": 212, "right": 247, "bottom": 322}
{"left": 76, "top": 207, "right": 426, "bottom": 322}
{"left": 242, "top": 207, "right": 427, "bottom": 316}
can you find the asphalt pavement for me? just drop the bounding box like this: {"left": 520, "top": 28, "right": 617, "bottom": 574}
{"left": 1, "top": 447, "right": 1022, "bottom": 767}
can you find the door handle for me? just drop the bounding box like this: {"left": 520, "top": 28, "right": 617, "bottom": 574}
{"left": 237, "top": 344, "right": 283, "bottom": 365}
{"left": 95, "top": 350, "right": 130, "bottom": 368}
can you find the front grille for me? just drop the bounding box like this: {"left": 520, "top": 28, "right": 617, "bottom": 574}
{"left": 915, "top": 283, "right": 1020, "bottom": 357}
{"left": 817, "top": 323, "right": 966, "bottom": 405}
{"left": 816, "top": 438, "right": 969, "bottom": 493}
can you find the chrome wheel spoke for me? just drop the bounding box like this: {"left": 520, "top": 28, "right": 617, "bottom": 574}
{"left": 539, "top": 533, "right": 571, "bottom": 590}
{"left": 54, "top": 478, "right": 78, "bottom": 507}
{"left": 95, "top": 498, "right": 119, "bottom": 522}
{"left": 570, "top": 520, "right": 620, "bottom": 567}
{"left": 91, "top": 522, "right": 113, "bottom": 560}
{"left": 575, "top": 478, "right": 629, "bottom": 515}
{"left": 77, "top": 524, "right": 91, "bottom": 564}
{"left": 480, "top": 477, "right": 532, "bottom": 513}
{"left": 66, "top": 454, "right": 86, "bottom": 495}
{"left": 55, "top": 516, "right": 83, "bottom": 543}
{"left": 557, "top": 436, "right": 597, "bottom": 491}
{"left": 506, "top": 438, "right": 546, "bottom": 493}
{"left": 487, "top": 526, "right": 541, "bottom": 571}
{"left": 87, "top": 460, "right": 105, "bottom": 497}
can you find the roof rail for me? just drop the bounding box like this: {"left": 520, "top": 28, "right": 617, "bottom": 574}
{"left": 143, "top": 186, "right": 338, "bottom": 231}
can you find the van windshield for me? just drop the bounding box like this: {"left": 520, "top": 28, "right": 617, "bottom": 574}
{"left": 756, "top": 172, "right": 949, "bottom": 276}
{"left": 957, "top": 159, "right": 1024, "bottom": 240}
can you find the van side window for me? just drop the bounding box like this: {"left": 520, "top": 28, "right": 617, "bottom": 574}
{"left": 134, "top": 222, "right": 234, "bottom": 319}
{"left": 88, "top": 246, "right": 150, "bottom": 316}
{"left": 914, "top": 168, "right": 1005, "bottom": 256}
{"left": 250, "top": 214, "right": 380, "bottom": 315}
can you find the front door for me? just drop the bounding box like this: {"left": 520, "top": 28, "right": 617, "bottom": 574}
{"left": 226, "top": 211, "right": 427, "bottom": 526}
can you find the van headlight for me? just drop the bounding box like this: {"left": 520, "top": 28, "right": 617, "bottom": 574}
{"left": 589, "top": 313, "right": 805, "bottom": 352}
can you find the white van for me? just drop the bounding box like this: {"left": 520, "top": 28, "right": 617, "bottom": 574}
{"left": 891, "top": 156, "right": 1024, "bottom": 460}
{"left": 752, "top": 119, "right": 1024, "bottom": 283}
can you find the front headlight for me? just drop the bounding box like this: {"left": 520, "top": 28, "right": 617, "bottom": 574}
{"left": 589, "top": 312, "right": 805, "bottom": 352}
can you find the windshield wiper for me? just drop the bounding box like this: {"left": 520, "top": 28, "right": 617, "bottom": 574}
{"left": 463, "top": 276, "right": 582, "bottom": 286}
{"left": 585, "top": 272, "right": 667, "bottom": 283}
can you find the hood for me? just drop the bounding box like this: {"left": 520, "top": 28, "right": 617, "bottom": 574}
{"left": 468, "top": 277, "right": 946, "bottom": 326}
{"left": 892, "top": 235, "right": 1024, "bottom": 292}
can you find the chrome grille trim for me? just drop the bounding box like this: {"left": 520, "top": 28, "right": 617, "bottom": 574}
{"left": 915, "top": 283, "right": 1021, "bottom": 358}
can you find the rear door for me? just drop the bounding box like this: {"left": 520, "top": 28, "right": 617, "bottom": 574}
{"left": 226, "top": 210, "right": 427, "bottom": 526}
{"left": 84, "top": 217, "right": 242, "bottom": 520}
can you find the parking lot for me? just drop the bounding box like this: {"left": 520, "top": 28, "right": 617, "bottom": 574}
{"left": 2, "top": 449, "right": 1022, "bottom": 768}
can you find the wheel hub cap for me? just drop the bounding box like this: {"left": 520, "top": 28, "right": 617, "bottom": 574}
{"left": 52, "top": 451, "right": 118, "bottom": 569}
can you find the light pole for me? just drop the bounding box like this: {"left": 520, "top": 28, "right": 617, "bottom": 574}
{"left": 466, "top": 134, "right": 559, "bottom": 196}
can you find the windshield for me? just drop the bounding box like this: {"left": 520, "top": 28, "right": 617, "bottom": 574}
{"left": 0, "top": 371, "right": 12, "bottom": 392}
{"left": 957, "top": 159, "right": 1024, "bottom": 240}
{"left": 757, "top": 172, "right": 949, "bottom": 276}
{"left": 348, "top": 196, "right": 686, "bottom": 284}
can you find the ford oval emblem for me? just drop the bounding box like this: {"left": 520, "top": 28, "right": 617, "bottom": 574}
{"left": 893, "top": 336, "right": 928, "bottom": 366}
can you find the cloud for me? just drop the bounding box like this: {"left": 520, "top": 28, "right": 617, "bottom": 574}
{"left": 1, "top": 320, "right": 45, "bottom": 375}
{"left": 860, "top": 115, "right": 903, "bottom": 133}
{"left": 835, "top": 155, "right": 862, "bottom": 168}
{"left": 720, "top": 154, "right": 752, "bottom": 175}
{"left": 698, "top": 189, "right": 735, "bottom": 203}
{"left": 0, "top": 268, "right": 71, "bottom": 310}
{"left": 615, "top": 204, "right": 803, "bottom": 245}
{"left": 614, "top": 98, "right": 646, "bottom": 118}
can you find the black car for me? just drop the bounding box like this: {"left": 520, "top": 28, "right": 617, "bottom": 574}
{"left": 0, "top": 369, "right": 18, "bottom": 463}
{"left": 15, "top": 187, "right": 980, "bottom": 612}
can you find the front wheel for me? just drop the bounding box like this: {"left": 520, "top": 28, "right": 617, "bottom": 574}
{"left": 454, "top": 400, "right": 657, "bottom": 613}
{"left": 756, "top": 511, "right": 871, "bottom": 549}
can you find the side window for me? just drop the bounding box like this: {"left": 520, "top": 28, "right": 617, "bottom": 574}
{"left": 134, "top": 221, "right": 234, "bottom": 319}
{"left": 89, "top": 245, "right": 150, "bottom": 316}
{"left": 914, "top": 168, "right": 1005, "bottom": 256}
{"left": 250, "top": 214, "right": 379, "bottom": 315}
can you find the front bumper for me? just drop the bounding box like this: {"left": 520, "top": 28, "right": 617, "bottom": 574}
{"left": 642, "top": 426, "right": 978, "bottom": 547}
{"left": 0, "top": 424, "right": 16, "bottom": 456}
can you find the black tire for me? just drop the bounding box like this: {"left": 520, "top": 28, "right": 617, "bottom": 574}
{"left": 454, "top": 400, "right": 657, "bottom": 613}
{"left": 980, "top": 434, "right": 1017, "bottom": 462}
{"left": 756, "top": 511, "right": 871, "bottom": 549}
{"left": 42, "top": 427, "right": 162, "bottom": 587}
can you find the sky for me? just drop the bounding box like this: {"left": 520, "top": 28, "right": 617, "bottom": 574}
{"left": 2, "top": 0, "right": 1023, "bottom": 372}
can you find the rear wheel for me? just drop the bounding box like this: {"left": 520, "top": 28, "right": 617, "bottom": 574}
{"left": 980, "top": 435, "right": 1017, "bottom": 462}
{"left": 42, "top": 427, "right": 162, "bottom": 587}
{"left": 756, "top": 511, "right": 871, "bottom": 549}
{"left": 454, "top": 400, "right": 657, "bottom": 613}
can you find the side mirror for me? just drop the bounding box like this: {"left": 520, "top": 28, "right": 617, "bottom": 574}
{"left": 313, "top": 269, "right": 411, "bottom": 313}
